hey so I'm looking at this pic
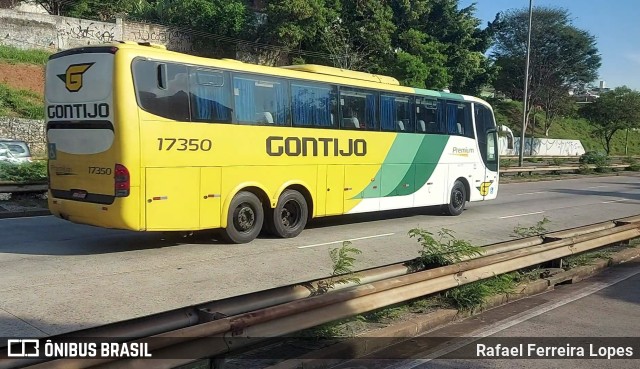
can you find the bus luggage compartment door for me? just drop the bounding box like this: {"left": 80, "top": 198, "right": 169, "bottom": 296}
{"left": 145, "top": 167, "right": 200, "bottom": 230}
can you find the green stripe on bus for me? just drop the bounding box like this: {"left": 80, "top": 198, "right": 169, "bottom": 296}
{"left": 354, "top": 134, "right": 449, "bottom": 199}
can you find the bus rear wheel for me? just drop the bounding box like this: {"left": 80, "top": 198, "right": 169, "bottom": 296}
{"left": 443, "top": 180, "right": 466, "bottom": 216}
{"left": 221, "top": 191, "right": 264, "bottom": 244}
{"left": 266, "top": 189, "right": 308, "bottom": 238}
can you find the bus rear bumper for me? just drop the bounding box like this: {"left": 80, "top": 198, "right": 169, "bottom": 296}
{"left": 48, "top": 192, "right": 141, "bottom": 230}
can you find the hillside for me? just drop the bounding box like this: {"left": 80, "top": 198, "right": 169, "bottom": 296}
{"left": 491, "top": 99, "right": 640, "bottom": 156}
{"left": 0, "top": 45, "right": 47, "bottom": 119}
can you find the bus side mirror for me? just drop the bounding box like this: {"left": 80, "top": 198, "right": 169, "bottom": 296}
{"left": 497, "top": 125, "right": 515, "bottom": 150}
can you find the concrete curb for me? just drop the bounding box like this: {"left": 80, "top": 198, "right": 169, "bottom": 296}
{"left": 0, "top": 209, "right": 50, "bottom": 219}
{"left": 267, "top": 246, "right": 640, "bottom": 369}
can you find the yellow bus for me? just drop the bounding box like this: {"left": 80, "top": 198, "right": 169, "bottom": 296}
{"left": 45, "top": 42, "right": 512, "bottom": 243}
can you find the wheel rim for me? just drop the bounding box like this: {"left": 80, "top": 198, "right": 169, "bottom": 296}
{"left": 452, "top": 188, "right": 464, "bottom": 209}
{"left": 233, "top": 202, "right": 255, "bottom": 233}
{"left": 280, "top": 199, "right": 302, "bottom": 229}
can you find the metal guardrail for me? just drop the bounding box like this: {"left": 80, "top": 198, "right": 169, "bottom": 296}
{"left": 501, "top": 155, "right": 639, "bottom": 160}
{"left": 0, "top": 183, "right": 47, "bottom": 194}
{"left": 2, "top": 215, "right": 639, "bottom": 369}
{"left": 501, "top": 163, "right": 631, "bottom": 173}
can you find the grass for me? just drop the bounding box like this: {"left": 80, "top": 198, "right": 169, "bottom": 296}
{"left": 0, "top": 45, "right": 50, "bottom": 65}
{"left": 0, "top": 83, "right": 45, "bottom": 119}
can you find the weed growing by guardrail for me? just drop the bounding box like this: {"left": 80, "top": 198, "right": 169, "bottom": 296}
{"left": 500, "top": 159, "right": 514, "bottom": 168}
{"left": 563, "top": 250, "right": 612, "bottom": 270}
{"left": 552, "top": 157, "right": 567, "bottom": 166}
{"left": 578, "top": 163, "right": 593, "bottom": 174}
{"left": 313, "top": 241, "right": 362, "bottom": 295}
{"left": 444, "top": 273, "right": 517, "bottom": 311}
{"left": 408, "top": 228, "right": 482, "bottom": 268}
{"left": 511, "top": 216, "right": 550, "bottom": 238}
{"left": 624, "top": 157, "right": 640, "bottom": 171}
{"left": 0, "top": 161, "right": 47, "bottom": 182}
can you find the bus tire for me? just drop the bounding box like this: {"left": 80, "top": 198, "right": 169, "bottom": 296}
{"left": 267, "top": 189, "right": 308, "bottom": 238}
{"left": 443, "top": 180, "right": 466, "bottom": 216}
{"left": 220, "top": 191, "right": 264, "bottom": 244}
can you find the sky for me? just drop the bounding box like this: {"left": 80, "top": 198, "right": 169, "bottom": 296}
{"left": 459, "top": 0, "right": 640, "bottom": 90}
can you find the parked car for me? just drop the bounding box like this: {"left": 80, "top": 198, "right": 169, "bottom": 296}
{"left": 0, "top": 139, "right": 32, "bottom": 164}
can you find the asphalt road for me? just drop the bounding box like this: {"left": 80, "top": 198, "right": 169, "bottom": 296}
{"left": 330, "top": 258, "right": 640, "bottom": 369}
{"left": 1, "top": 174, "right": 639, "bottom": 338}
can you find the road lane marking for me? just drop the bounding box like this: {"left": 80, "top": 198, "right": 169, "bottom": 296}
{"left": 585, "top": 185, "right": 609, "bottom": 189}
{"left": 498, "top": 211, "right": 544, "bottom": 219}
{"left": 390, "top": 267, "right": 640, "bottom": 369}
{"left": 515, "top": 191, "right": 548, "bottom": 196}
{"left": 601, "top": 199, "right": 626, "bottom": 204}
{"left": 298, "top": 233, "right": 395, "bottom": 249}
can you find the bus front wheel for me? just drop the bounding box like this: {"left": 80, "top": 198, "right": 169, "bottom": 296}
{"left": 221, "top": 191, "right": 264, "bottom": 244}
{"left": 266, "top": 189, "right": 308, "bottom": 238}
{"left": 443, "top": 180, "right": 466, "bottom": 216}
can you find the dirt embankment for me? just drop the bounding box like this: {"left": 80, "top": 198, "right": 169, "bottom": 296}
{"left": 0, "top": 62, "right": 45, "bottom": 96}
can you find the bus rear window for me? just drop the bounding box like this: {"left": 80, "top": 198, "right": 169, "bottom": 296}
{"left": 133, "top": 59, "right": 190, "bottom": 121}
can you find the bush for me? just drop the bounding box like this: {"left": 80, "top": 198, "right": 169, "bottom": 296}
{"left": 0, "top": 160, "right": 47, "bottom": 182}
{"left": 580, "top": 151, "right": 610, "bottom": 172}
{"left": 579, "top": 151, "right": 608, "bottom": 165}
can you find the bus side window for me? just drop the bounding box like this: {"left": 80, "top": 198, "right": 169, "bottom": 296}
{"left": 189, "top": 68, "right": 232, "bottom": 123}
{"left": 340, "top": 88, "right": 377, "bottom": 130}
{"left": 416, "top": 97, "right": 440, "bottom": 134}
{"left": 233, "top": 75, "right": 290, "bottom": 126}
{"left": 381, "top": 95, "right": 413, "bottom": 133}
{"left": 458, "top": 103, "right": 473, "bottom": 138}
{"left": 291, "top": 83, "right": 337, "bottom": 128}
{"left": 445, "top": 101, "right": 472, "bottom": 136}
{"left": 133, "top": 59, "right": 190, "bottom": 121}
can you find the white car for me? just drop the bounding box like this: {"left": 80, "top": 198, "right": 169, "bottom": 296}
{"left": 0, "top": 140, "right": 32, "bottom": 164}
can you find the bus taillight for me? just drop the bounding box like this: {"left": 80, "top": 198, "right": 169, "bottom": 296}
{"left": 114, "top": 163, "right": 130, "bottom": 197}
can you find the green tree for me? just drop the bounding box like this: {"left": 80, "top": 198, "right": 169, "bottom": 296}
{"left": 259, "top": 0, "right": 335, "bottom": 49}
{"left": 37, "top": 0, "right": 147, "bottom": 20}
{"left": 580, "top": 87, "right": 640, "bottom": 154}
{"left": 138, "top": 0, "right": 250, "bottom": 37}
{"left": 491, "top": 7, "right": 601, "bottom": 135}
{"left": 337, "top": 0, "right": 396, "bottom": 73}
{"left": 389, "top": 0, "right": 495, "bottom": 93}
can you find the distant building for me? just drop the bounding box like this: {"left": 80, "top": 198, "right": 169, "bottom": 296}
{"left": 572, "top": 80, "right": 611, "bottom": 103}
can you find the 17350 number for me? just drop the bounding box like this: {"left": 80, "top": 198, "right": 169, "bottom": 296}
{"left": 157, "top": 138, "right": 212, "bottom": 151}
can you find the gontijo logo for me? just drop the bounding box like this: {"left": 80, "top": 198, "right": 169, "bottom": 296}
{"left": 57, "top": 63, "right": 94, "bottom": 92}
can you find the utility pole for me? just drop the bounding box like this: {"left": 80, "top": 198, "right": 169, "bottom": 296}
{"left": 519, "top": 0, "right": 534, "bottom": 167}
